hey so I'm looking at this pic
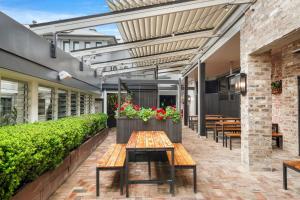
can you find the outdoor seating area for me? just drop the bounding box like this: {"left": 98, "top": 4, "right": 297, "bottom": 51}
{"left": 1, "top": 0, "right": 300, "bottom": 199}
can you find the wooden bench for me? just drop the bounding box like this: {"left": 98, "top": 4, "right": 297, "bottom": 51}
{"left": 166, "top": 143, "right": 197, "bottom": 193}
{"left": 96, "top": 144, "right": 126, "bottom": 196}
{"left": 224, "top": 132, "right": 241, "bottom": 150}
{"left": 283, "top": 160, "right": 300, "bottom": 190}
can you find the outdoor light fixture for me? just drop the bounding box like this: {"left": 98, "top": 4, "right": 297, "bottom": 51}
{"left": 58, "top": 71, "right": 72, "bottom": 80}
{"left": 50, "top": 41, "right": 56, "bottom": 58}
{"left": 235, "top": 73, "right": 247, "bottom": 96}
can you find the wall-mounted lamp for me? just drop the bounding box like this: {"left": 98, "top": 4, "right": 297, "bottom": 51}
{"left": 58, "top": 71, "right": 72, "bottom": 80}
{"left": 235, "top": 73, "right": 247, "bottom": 96}
{"left": 187, "top": 95, "right": 191, "bottom": 103}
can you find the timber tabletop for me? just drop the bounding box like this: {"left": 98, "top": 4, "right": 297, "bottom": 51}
{"left": 215, "top": 121, "right": 241, "bottom": 125}
{"left": 126, "top": 131, "right": 174, "bottom": 150}
{"left": 206, "top": 117, "right": 240, "bottom": 121}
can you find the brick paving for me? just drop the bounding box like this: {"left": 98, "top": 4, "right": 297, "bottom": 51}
{"left": 50, "top": 127, "right": 300, "bottom": 200}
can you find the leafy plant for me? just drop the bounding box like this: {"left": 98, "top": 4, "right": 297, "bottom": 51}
{"left": 0, "top": 113, "right": 107, "bottom": 200}
{"left": 0, "top": 107, "right": 18, "bottom": 126}
{"left": 121, "top": 104, "right": 138, "bottom": 118}
{"left": 138, "top": 108, "right": 155, "bottom": 122}
{"left": 271, "top": 80, "right": 282, "bottom": 89}
{"left": 165, "top": 106, "right": 181, "bottom": 123}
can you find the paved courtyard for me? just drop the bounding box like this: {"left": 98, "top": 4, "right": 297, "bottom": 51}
{"left": 50, "top": 127, "right": 300, "bottom": 199}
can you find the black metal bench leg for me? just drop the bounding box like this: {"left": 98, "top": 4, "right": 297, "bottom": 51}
{"left": 225, "top": 135, "right": 228, "bottom": 148}
{"left": 222, "top": 133, "right": 225, "bottom": 147}
{"left": 120, "top": 168, "right": 124, "bottom": 195}
{"left": 96, "top": 168, "right": 100, "bottom": 196}
{"left": 276, "top": 137, "right": 280, "bottom": 148}
{"left": 230, "top": 137, "right": 232, "bottom": 150}
{"left": 148, "top": 152, "right": 151, "bottom": 178}
{"left": 216, "top": 131, "right": 219, "bottom": 143}
{"left": 193, "top": 167, "right": 197, "bottom": 193}
{"left": 283, "top": 164, "right": 287, "bottom": 190}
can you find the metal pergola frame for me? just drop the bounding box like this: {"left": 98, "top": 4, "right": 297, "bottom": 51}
{"left": 117, "top": 78, "right": 181, "bottom": 117}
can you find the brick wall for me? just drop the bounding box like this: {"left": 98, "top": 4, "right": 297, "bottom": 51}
{"left": 271, "top": 40, "right": 300, "bottom": 155}
{"left": 241, "top": 0, "right": 300, "bottom": 170}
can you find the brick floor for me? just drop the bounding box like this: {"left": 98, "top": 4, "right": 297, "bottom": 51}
{"left": 50, "top": 127, "right": 300, "bottom": 200}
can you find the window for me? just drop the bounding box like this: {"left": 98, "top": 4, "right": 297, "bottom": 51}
{"left": 80, "top": 94, "right": 85, "bottom": 114}
{"left": 38, "top": 86, "right": 53, "bottom": 121}
{"left": 71, "top": 92, "right": 77, "bottom": 116}
{"left": 96, "top": 42, "right": 102, "bottom": 47}
{"left": 57, "top": 90, "right": 67, "bottom": 119}
{"left": 95, "top": 98, "right": 103, "bottom": 113}
{"left": 0, "top": 79, "right": 28, "bottom": 125}
{"left": 84, "top": 42, "right": 90, "bottom": 49}
{"left": 73, "top": 41, "right": 79, "bottom": 50}
{"left": 63, "top": 41, "right": 70, "bottom": 52}
{"left": 88, "top": 95, "right": 93, "bottom": 113}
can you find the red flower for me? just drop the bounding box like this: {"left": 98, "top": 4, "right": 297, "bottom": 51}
{"left": 114, "top": 103, "right": 119, "bottom": 109}
{"left": 155, "top": 113, "right": 164, "bottom": 120}
{"left": 156, "top": 108, "right": 166, "bottom": 115}
{"left": 134, "top": 105, "right": 141, "bottom": 111}
{"left": 151, "top": 106, "right": 157, "bottom": 111}
{"left": 120, "top": 106, "right": 125, "bottom": 111}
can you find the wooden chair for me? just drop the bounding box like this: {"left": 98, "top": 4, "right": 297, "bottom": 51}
{"left": 166, "top": 143, "right": 197, "bottom": 193}
{"left": 283, "top": 160, "right": 300, "bottom": 190}
{"left": 96, "top": 144, "right": 126, "bottom": 196}
{"left": 272, "top": 123, "right": 283, "bottom": 148}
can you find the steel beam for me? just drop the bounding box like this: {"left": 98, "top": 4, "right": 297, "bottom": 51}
{"left": 91, "top": 48, "right": 197, "bottom": 69}
{"left": 71, "top": 29, "right": 215, "bottom": 56}
{"left": 30, "top": 0, "right": 253, "bottom": 34}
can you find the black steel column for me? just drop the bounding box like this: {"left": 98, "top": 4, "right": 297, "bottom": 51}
{"left": 195, "top": 81, "right": 198, "bottom": 115}
{"left": 198, "top": 61, "right": 206, "bottom": 136}
{"left": 184, "top": 76, "right": 188, "bottom": 126}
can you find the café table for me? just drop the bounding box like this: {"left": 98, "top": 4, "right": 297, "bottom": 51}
{"left": 125, "top": 131, "right": 175, "bottom": 197}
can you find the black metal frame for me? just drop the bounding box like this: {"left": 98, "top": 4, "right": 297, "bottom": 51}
{"left": 283, "top": 163, "right": 300, "bottom": 190}
{"left": 125, "top": 148, "right": 175, "bottom": 197}
{"left": 173, "top": 165, "right": 197, "bottom": 193}
{"left": 224, "top": 134, "right": 241, "bottom": 150}
{"left": 96, "top": 167, "right": 124, "bottom": 196}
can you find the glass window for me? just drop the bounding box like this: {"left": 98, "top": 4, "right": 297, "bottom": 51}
{"left": 96, "top": 42, "right": 102, "bottom": 47}
{"left": 63, "top": 41, "right": 70, "bottom": 52}
{"left": 88, "top": 95, "right": 92, "bottom": 113}
{"left": 71, "top": 92, "right": 77, "bottom": 116}
{"left": 0, "top": 79, "right": 28, "bottom": 125}
{"left": 73, "top": 41, "right": 79, "bottom": 50}
{"left": 95, "top": 98, "right": 103, "bottom": 113}
{"left": 84, "top": 42, "right": 90, "bottom": 48}
{"left": 80, "top": 94, "right": 85, "bottom": 115}
{"left": 57, "top": 90, "right": 67, "bottom": 119}
{"left": 38, "top": 86, "right": 53, "bottom": 121}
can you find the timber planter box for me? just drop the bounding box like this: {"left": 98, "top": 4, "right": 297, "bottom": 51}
{"left": 12, "top": 128, "right": 108, "bottom": 200}
{"left": 116, "top": 117, "right": 182, "bottom": 143}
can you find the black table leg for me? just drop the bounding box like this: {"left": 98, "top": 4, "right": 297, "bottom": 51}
{"left": 171, "top": 149, "right": 175, "bottom": 196}
{"left": 96, "top": 168, "right": 100, "bottom": 196}
{"left": 283, "top": 164, "right": 287, "bottom": 190}
{"left": 120, "top": 169, "right": 124, "bottom": 195}
{"left": 125, "top": 150, "right": 129, "bottom": 197}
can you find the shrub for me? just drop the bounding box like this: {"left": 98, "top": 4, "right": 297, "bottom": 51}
{"left": 0, "top": 113, "right": 107, "bottom": 200}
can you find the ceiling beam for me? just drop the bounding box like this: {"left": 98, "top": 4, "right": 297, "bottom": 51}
{"left": 71, "top": 29, "right": 215, "bottom": 56}
{"left": 158, "top": 66, "right": 183, "bottom": 73}
{"left": 30, "top": 0, "right": 253, "bottom": 35}
{"left": 91, "top": 48, "right": 197, "bottom": 69}
{"left": 102, "top": 61, "right": 189, "bottom": 76}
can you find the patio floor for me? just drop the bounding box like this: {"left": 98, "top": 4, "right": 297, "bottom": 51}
{"left": 50, "top": 127, "right": 300, "bottom": 200}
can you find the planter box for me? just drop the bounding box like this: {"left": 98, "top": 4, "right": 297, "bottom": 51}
{"left": 12, "top": 128, "right": 108, "bottom": 200}
{"left": 116, "top": 118, "right": 181, "bottom": 143}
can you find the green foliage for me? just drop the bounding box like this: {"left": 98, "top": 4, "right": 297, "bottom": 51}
{"left": 271, "top": 80, "right": 282, "bottom": 89}
{"left": 165, "top": 106, "right": 181, "bottom": 123}
{"left": 138, "top": 108, "right": 155, "bottom": 122}
{"left": 0, "top": 113, "right": 107, "bottom": 200}
{"left": 121, "top": 104, "right": 138, "bottom": 118}
{"left": 0, "top": 107, "right": 18, "bottom": 126}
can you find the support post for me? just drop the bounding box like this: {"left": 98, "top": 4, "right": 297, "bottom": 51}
{"left": 198, "top": 60, "right": 205, "bottom": 136}
{"left": 177, "top": 78, "right": 181, "bottom": 111}
{"left": 118, "top": 78, "right": 121, "bottom": 117}
{"left": 184, "top": 76, "right": 188, "bottom": 126}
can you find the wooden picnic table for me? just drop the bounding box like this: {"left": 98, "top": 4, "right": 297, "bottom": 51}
{"left": 125, "top": 131, "right": 175, "bottom": 197}
{"left": 214, "top": 121, "right": 241, "bottom": 144}
{"left": 206, "top": 117, "right": 240, "bottom": 121}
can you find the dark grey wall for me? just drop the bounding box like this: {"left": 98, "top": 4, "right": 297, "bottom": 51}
{"left": 205, "top": 93, "right": 240, "bottom": 117}
{"left": 0, "top": 12, "right": 100, "bottom": 93}
{"left": 132, "top": 90, "right": 157, "bottom": 107}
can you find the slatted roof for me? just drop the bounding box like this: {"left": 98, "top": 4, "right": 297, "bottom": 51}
{"left": 106, "top": 0, "right": 238, "bottom": 76}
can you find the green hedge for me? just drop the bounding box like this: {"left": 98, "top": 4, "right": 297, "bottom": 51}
{"left": 0, "top": 113, "right": 107, "bottom": 200}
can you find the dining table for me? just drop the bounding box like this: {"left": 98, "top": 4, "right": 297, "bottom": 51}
{"left": 125, "top": 131, "right": 175, "bottom": 197}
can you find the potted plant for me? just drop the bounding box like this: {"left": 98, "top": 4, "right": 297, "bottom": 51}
{"left": 271, "top": 80, "right": 282, "bottom": 95}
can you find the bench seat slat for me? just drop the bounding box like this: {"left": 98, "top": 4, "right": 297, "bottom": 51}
{"left": 97, "top": 144, "right": 126, "bottom": 169}
{"left": 167, "top": 143, "right": 196, "bottom": 167}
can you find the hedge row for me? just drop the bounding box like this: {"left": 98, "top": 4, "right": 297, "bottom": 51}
{"left": 0, "top": 113, "right": 108, "bottom": 200}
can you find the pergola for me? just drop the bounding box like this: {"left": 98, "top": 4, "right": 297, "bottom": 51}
{"left": 29, "top": 0, "right": 254, "bottom": 134}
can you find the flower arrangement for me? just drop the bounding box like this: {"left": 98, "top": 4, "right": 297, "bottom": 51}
{"left": 116, "top": 102, "right": 181, "bottom": 123}
{"left": 271, "top": 80, "right": 282, "bottom": 95}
